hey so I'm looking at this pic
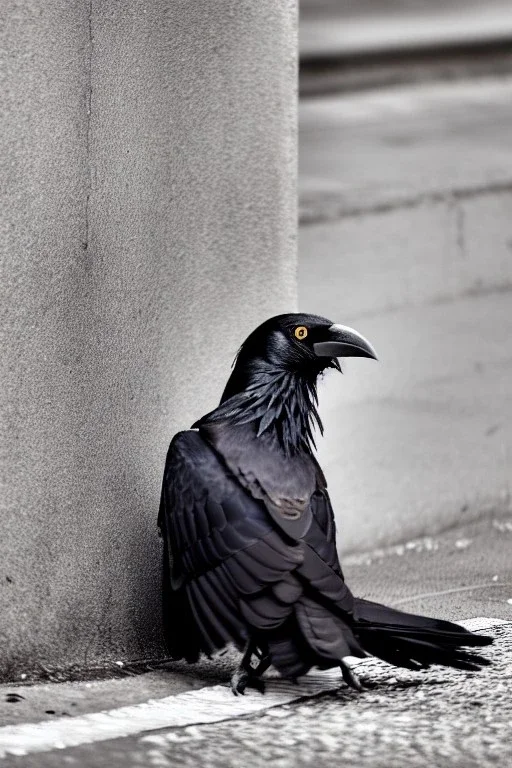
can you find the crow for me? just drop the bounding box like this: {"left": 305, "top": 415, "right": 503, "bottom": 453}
{"left": 158, "top": 313, "right": 492, "bottom": 694}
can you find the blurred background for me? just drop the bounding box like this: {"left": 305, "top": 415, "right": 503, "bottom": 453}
{"left": 298, "top": 0, "right": 512, "bottom": 550}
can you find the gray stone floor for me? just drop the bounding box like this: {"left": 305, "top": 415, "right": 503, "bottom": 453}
{"left": 1, "top": 519, "right": 510, "bottom": 766}
{"left": 7, "top": 621, "right": 510, "bottom": 768}
{"left": 92, "top": 623, "right": 512, "bottom": 768}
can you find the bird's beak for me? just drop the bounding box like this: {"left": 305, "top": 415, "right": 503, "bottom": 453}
{"left": 313, "top": 324, "right": 378, "bottom": 360}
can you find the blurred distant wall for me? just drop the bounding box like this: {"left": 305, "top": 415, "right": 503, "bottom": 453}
{"left": 298, "top": 5, "right": 512, "bottom": 551}
{"left": 0, "top": 0, "right": 297, "bottom": 679}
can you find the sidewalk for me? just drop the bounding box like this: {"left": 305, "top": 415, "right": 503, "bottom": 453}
{"left": 0, "top": 518, "right": 510, "bottom": 765}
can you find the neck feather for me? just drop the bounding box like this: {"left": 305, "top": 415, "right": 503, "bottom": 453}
{"left": 194, "top": 364, "right": 323, "bottom": 455}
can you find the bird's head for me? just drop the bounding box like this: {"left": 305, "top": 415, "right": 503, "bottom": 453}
{"left": 221, "top": 313, "right": 377, "bottom": 401}
{"left": 196, "top": 313, "right": 378, "bottom": 451}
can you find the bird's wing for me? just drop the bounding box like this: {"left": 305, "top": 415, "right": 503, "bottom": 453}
{"left": 294, "top": 453, "right": 350, "bottom": 612}
{"left": 287, "top": 483, "right": 364, "bottom": 665}
{"left": 158, "top": 430, "right": 305, "bottom": 660}
{"left": 196, "top": 424, "right": 362, "bottom": 670}
{"left": 307, "top": 487, "right": 344, "bottom": 577}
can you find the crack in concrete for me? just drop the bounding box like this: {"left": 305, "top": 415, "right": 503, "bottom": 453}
{"left": 392, "top": 582, "right": 512, "bottom": 606}
{"left": 454, "top": 200, "right": 465, "bottom": 260}
{"left": 83, "top": 586, "right": 112, "bottom": 670}
{"left": 299, "top": 178, "right": 512, "bottom": 226}
{"left": 83, "top": 0, "right": 93, "bottom": 254}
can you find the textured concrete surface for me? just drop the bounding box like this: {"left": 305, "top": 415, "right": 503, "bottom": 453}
{"left": 0, "top": 0, "right": 297, "bottom": 678}
{"left": 299, "top": 76, "right": 512, "bottom": 551}
{"left": 125, "top": 625, "right": 512, "bottom": 768}
{"left": 0, "top": 521, "right": 510, "bottom": 766}
{"left": 343, "top": 515, "right": 512, "bottom": 622}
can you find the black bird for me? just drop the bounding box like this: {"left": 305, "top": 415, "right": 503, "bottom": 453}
{"left": 158, "top": 313, "right": 492, "bottom": 694}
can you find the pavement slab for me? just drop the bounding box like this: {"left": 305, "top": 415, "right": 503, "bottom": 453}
{"left": 343, "top": 516, "right": 512, "bottom": 622}
{"left": 136, "top": 622, "right": 511, "bottom": 768}
{"left": 0, "top": 618, "right": 509, "bottom": 767}
{"left": 0, "top": 521, "right": 510, "bottom": 766}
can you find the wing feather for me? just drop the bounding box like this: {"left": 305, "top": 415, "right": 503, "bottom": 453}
{"left": 160, "top": 429, "right": 357, "bottom": 671}
{"left": 160, "top": 431, "right": 306, "bottom": 657}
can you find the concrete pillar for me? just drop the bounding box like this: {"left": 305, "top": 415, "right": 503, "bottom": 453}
{"left": 0, "top": 0, "right": 297, "bottom": 678}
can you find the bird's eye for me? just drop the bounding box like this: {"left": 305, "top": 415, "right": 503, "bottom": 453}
{"left": 294, "top": 326, "right": 308, "bottom": 340}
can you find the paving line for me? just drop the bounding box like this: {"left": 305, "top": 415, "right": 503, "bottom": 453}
{"left": 0, "top": 617, "right": 508, "bottom": 760}
{"left": 392, "top": 582, "right": 512, "bottom": 605}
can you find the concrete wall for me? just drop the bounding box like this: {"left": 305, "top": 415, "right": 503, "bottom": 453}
{"left": 299, "top": 79, "right": 512, "bottom": 553}
{"left": 0, "top": 0, "right": 297, "bottom": 679}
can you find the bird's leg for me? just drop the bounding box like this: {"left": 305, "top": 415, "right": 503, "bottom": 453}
{"left": 231, "top": 640, "right": 271, "bottom": 696}
{"left": 248, "top": 648, "right": 272, "bottom": 683}
{"left": 340, "top": 660, "right": 364, "bottom": 692}
{"left": 230, "top": 640, "right": 256, "bottom": 695}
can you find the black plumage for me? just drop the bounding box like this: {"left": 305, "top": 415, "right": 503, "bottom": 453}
{"left": 158, "top": 313, "right": 492, "bottom": 692}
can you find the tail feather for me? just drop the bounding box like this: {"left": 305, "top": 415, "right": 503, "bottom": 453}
{"left": 353, "top": 598, "right": 493, "bottom": 672}
{"left": 357, "top": 636, "right": 429, "bottom": 671}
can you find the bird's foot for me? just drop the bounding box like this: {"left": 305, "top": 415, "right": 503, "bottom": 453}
{"left": 231, "top": 648, "right": 271, "bottom": 696}
{"left": 340, "top": 661, "right": 366, "bottom": 692}
{"left": 231, "top": 667, "right": 248, "bottom": 696}
{"left": 230, "top": 668, "right": 266, "bottom": 696}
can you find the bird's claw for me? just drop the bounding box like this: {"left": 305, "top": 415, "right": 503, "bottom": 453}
{"left": 249, "top": 677, "right": 266, "bottom": 694}
{"left": 230, "top": 668, "right": 266, "bottom": 696}
{"left": 231, "top": 668, "right": 248, "bottom": 695}
{"left": 340, "top": 661, "right": 365, "bottom": 692}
